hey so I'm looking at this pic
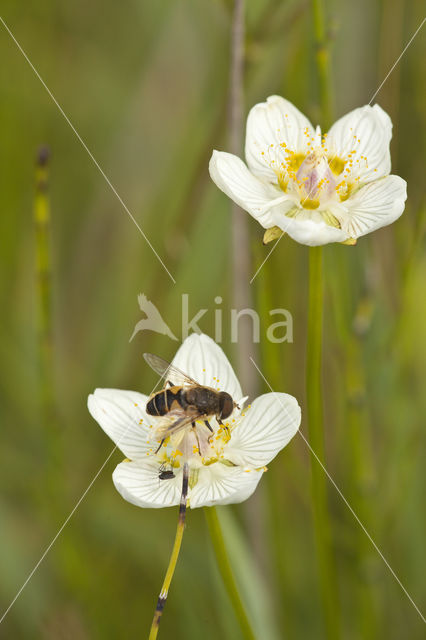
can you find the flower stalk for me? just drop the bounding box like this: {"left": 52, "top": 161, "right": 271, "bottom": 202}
{"left": 149, "top": 463, "right": 189, "bottom": 640}
{"left": 204, "top": 506, "right": 256, "bottom": 640}
{"left": 308, "top": 2, "right": 341, "bottom": 635}
{"left": 306, "top": 246, "right": 340, "bottom": 638}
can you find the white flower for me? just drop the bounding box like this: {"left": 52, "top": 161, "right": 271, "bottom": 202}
{"left": 209, "top": 95, "right": 407, "bottom": 246}
{"left": 88, "top": 334, "right": 301, "bottom": 509}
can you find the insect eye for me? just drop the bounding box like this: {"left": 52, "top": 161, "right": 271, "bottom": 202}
{"left": 219, "top": 392, "right": 233, "bottom": 420}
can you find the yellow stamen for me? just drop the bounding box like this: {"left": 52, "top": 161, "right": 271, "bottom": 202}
{"left": 286, "top": 152, "right": 306, "bottom": 173}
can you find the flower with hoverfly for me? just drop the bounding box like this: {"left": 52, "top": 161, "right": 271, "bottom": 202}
{"left": 88, "top": 333, "right": 301, "bottom": 508}
{"left": 88, "top": 333, "right": 301, "bottom": 637}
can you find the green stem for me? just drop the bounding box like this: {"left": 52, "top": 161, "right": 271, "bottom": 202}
{"left": 149, "top": 464, "right": 189, "bottom": 640}
{"left": 306, "top": 246, "right": 340, "bottom": 639}
{"left": 312, "top": 0, "right": 333, "bottom": 130}
{"left": 310, "top": 0, "right": 340, "bottom": 634}
{"left": 345, "top": 336, "right": 378, "bottom": 639}
{"left": 204, "top": 507, "right": 256, "bottom": 640}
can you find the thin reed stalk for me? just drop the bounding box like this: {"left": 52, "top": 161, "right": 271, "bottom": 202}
{"left": 229, "top": 0, "right": 257, "bottom": 397}
{"left": 34, "top": 145, "right": 63, "bottom": 508}
{"left": 229, "top": 0, "right": 267, "bottom": 576}
{"left": 312, "top": 0, "right": 333, "bottom": 130}
{"left": 305, "top": 2, "right": 341, "bottom": 637}
{"left": 35, "top": 146, "right": 54, "bottom": 425}
{"left": 204, "top": 507, "right": 256, "bottom": 640}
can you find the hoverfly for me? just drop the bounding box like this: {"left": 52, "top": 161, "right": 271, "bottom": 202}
{"left": 144, "top": 353, "right": 237, "bottom": 453}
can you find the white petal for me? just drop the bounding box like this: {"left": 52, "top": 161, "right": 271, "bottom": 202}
{"left": 114, "top": 459, "right": 263, "bottom": 509}
{"left": 171, "top": 333, "right": 243, "bottom": 400}
{"left": 209, "top": 151, "right": 294, "bottom": 229}
{"left": 245, "top": 95, "right": 316, "bottom": 181}
{"left": 226, "top": 393, "right": 301, "bottom": 468}
{"left": 113, "top": 459, "right": 182, "bottom": 508}
{"left": 327, "top": 104, "right": 392, "bottom": 182}
{"left": 88, "top": 389, "right": 154, "bottom": 460}
{"left": 189, "top": 464, "right": 263, "bottom": 508}
{"left": 275, "top": 215, "right": 348, "bottom": 246}
{"left": 342, "top": 175, "right": 407, "bottom": 238}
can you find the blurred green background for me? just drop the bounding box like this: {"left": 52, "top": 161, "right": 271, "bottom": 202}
{"left": 0, "top": 0, "right": 425, "bottom": 638}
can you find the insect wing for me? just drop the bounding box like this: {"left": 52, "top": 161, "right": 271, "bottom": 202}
{"left": 154, "top": 408, "right": 203, "bottom": 440}
{"left": 143, "top": 353, "right": 199, "bottom": 387}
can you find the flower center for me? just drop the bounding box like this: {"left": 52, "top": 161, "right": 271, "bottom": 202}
{"left": 259, "top": 128, "right": 374, "bottom": 230}
{"left": 295, "top": 150, "right": 337, "bottom": 208}
{"left": 148, "top": 417, "right": 237, "bottom": 475}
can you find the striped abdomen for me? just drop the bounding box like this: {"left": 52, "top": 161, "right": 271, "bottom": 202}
{"left": 146, "top": 386, "right": 184, "bottom": 416}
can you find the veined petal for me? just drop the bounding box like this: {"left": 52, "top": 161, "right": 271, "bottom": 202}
{"left": 275, "top": 214, "right": 348, "bottom": 246}
{"left": 226, "top": 393, "right": 301, "bottom": 468}
{"left": 342, "top": 174, "right": 407, "bottom": 238}
{"left": 209, "top": 151, "right": 293, "bottom": 228}
{"left": 245, "top": 95, "right": 316, "bottom": 181}
{"left": 113, "top": 460, "right": 182, "bottom": 508}
{"left": 171, "top": 333, "right": 243, "bottom": 401}
{"left": 327, "top": 104, "right": 392, "bottom": 182}
{"left": 189, "top": 464, "right": 263, "bottom": 508}
{"left": 114, "top": 458, "right": 263, "bottom": 509}
{"left": 88, "top": 389, "right": 154, "bottom": 460}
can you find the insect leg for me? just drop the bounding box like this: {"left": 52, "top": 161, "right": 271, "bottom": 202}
{"left": 204, "top": 420, "right": 214, "bottom": 444}
{"left": 191, "top": 422, "right": 203, "bottom": 456}
{"left": 155, "top": 438, "right": 165, "bottom": 454}
{"left": 217, "top": 417, "right": 230, "bottom": 437}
